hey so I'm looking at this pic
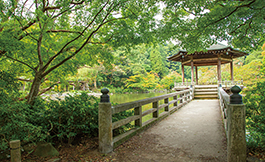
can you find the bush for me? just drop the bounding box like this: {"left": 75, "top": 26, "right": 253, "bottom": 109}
{"left": 1, "top": 90, "right": 134, "bottom": 150}
{"left": 244, "top": 81, "right": 265, "bottom": 149}
{"left": 0, "top": 71, "right": 45, "bottom": 150}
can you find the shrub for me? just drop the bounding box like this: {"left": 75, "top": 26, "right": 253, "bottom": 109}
{"left": 1, "top": 90, "right": 134, "bottom": 150}
{"left": 244, "top": 81, "right": 265, "bottom": 149}
{"left": 0, "top": 71, "right": 45, "bottom": 150}
{"left": 45, "top": 94, "right": 100, "bottom": 144}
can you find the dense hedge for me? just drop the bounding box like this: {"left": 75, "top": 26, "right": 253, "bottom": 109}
{"left": 244, "top": 81, "right": 265, "bottom": 149}
{"left": 0, "top": 71, "right": 133, "bottom": 150}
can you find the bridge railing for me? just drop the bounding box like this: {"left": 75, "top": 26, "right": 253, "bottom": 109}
{"left": 98, "top": 86, "right": 194, "bottom": 154}
{"left": 218, "top": 85, "right": 246, "bottom": 162}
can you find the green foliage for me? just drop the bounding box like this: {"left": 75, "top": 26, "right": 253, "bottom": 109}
{"left": 160, "top": 0, "right": 264, "bottom": 52}
{"left": 244, "top": 81, "right": 265, "bottom": 149}
{"left": 112, "top": 108, "right": 134, "bottom": 136}
{"left": 0, "top": 92, "right": 134, "bottom": 150}
{"left": 0, "top": 71, "right": 45, "bottom": 150}
{"left": 0, "top": 70, "right": 21, "bottom": 102}
{"left": 150, "top": 47, "right": 167, "bottom": 78}
{"left": 160, "top": 71, "right": 182, "bottom": 90}
{"left": 126, "top": 72, "right": 160, "bottom": 91}
{"left": 0, "top": 0, "right": 161, "bottom": 103}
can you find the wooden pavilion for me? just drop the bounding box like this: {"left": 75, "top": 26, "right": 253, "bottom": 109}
{"left": 167, "top": 43, "right": 248, "bottom": 85}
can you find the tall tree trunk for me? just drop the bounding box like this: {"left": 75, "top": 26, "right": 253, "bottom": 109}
{"left": 27, "top": 72, "right": 43, "bottom": 104}
{"left": 94, "top": 78, "right": 97, "bottom": 89}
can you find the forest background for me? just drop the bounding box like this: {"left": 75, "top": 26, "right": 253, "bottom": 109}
{"left": 0, "top": 0, "right": 265, "bottom": 160}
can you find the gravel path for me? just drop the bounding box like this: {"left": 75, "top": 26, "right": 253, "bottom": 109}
{"left": 111, "top": 99, "right": 227, "bottom": 162}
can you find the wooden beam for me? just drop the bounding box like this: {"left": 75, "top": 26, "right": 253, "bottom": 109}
{"left": 217, "top": 56, "right": 221, "bottom": 83}
{"left": 192, "top": 57, "right": 232, "bottom": 63}
{"left": 191, "top": 57, "right": 194, "bottom": 85}
{"left": 230, "top": 60, "right": 234, "bottom": 81}
{"left": 195, "top": 66, "right": 198, "bottom": 85}
{"left": 182, "top": 64, "right": 185, "bottom": 84}
{"left": 182, "top": 59, "right": 192, "bottom": 65}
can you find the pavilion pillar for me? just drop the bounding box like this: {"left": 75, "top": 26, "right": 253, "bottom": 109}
{"left": 195, "top": 66, "right": 198, "bottom": 85}
{"left": 230, "top": 60, "right": 234, "bottom": 82}
{"left": 191, "top": 59, "right": 194, "bottom": 85}
{"left": 217, "top": 56, "right": 221, "bottom": 84}
{"left": 181, "top": 64, "right": 185, "bottom": 85}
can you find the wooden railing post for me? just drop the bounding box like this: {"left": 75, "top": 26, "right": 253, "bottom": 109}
{"left": 98, "top": 88, "right": 113, "bottom": 154}
{"left": 227, "top": 85, "right": 246, "bottom": 162}
{"left": 180, "top": 93, "right": 183, "bottom": 104}
{"left": 134, "top": 106, "right": 142, "bottom": 127}
{"left": 173, "top": 95, "right": 177, "bottom": 107}
{"left": 153, "top": 101, "right": 159, "bottom": 118}
{"left": 164, "top": 98, "right": 169, "bottom": 111}
{"left": 190, "top": 85, "right": 193, "bottom": 100}
{"left": 10, "top": 140, "right": 21, "bottom": 162}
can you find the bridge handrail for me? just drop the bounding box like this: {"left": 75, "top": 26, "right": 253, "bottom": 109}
{"left": 112, "top": 89, "right": 191, "bottom": 114}
{"left": 218, "top": 85, "right": 246, "bottom": 161}
{"left": 99, "top": 87, "right": 194, "bottom": 154}
{"left": 218, "top": 87, "right": 230, "bottom": 131}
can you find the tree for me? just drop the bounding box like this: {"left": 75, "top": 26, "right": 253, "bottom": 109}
{"left": 159, "top": 0, "right": 265, "bottom": 52}
{"left": 160, "top": 71, "right": 182, "bottom": 89}
{"left": 150, "top": 47, "right": 167, "bottom": 78}
{"left": 125, "top": 71, "right": 160, "bottom": 91}
{"left": 0, "top": 0, "right": 159, "bottom": 104}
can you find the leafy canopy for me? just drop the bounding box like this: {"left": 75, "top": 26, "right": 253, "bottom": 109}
{"left": 159, "top": 0, "right": 265, "bottom": 52}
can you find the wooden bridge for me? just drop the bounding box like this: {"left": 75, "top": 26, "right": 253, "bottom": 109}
{"left": 98, "top": 83, "right": 246, "bottom": 162}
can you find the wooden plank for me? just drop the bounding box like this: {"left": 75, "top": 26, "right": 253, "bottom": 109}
{"left": 112, "top": 115, "right": 140, "bottom": 130}
{"left": 142, "top": 118, "right": 156, "bottom": 127}
{"left": 142, "top": 108, "right": 157, "bottom": 117}
{"left": 168, "top": 100, "right": 177, "bottom": 105}
{"left": 112, "top": 90, "right": 190, "bottom": 114}
{"left": 158, "top": 103, "right": 168, "bottom": 110}
{"left": 169, "top": 104, "right": 182, "bottom": 112}
{"left": 113, "top": 128, "right": 138, "bottom": 143}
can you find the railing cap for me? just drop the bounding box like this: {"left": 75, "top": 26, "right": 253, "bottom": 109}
{"left": 100, "top": 87, "right": 110, "bottom": 102}
{"left": 230, "top": 85, "right": 243, "bottom": 104}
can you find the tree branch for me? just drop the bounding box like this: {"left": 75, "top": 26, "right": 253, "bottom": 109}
{"left": 38, "top": 81, "right": 60, "bottom": 96}
{"left": 51, "top": 4, "right": 81, "bottom": 19}
{"left": 47, "top": 29, "right": 83, "bottom": 35}
{"left": 43, "top": 6, "right": 61, "bottom": 11}
{"left": 41, "top": 0, "right": 110, "bottom": 73}
{"left": 88, "top": 34, "right": 114, "bottom": 44}
{"left": 206, "top": 0, "right": 256, "bottom": 27}
{"left": 37, "top": 33, "right": 44, "bottom": 68}
{"left": 71, "top": 0, "right": 85, "bottom": 5}
{"left": 42, "top": 0, "right": 127, "bottom": 78}
{"left": 229, "top": 18, "right": 252, "bottom": 34}
{"left": 17, "top": 78, "right": 33, "bottom": 82}
{"left": 21, "top": 20, "right": 36, "bottom": 31}
{"left": 5, "top": 55, "right": 37, "bottom": 72}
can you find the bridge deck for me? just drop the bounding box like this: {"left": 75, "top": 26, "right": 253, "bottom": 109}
{"left": 111, "top": 100, "right": 227, "bottom": 162}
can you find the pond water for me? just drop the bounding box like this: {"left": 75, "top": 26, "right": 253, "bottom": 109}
{"left": 109, "top": 92, "right": 169, "bottom": 123}
{"left": 109, "top": 92, "right": 167, "bottom": 104}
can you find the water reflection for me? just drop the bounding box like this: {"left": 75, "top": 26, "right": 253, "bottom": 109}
{"left": 110, "top": 92, "right": 167, "bottom": 123}
{"left": 110, "top": 92, "right": 167, "bottom": 104}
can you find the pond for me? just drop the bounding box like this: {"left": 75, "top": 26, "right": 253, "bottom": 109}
{"left": 109, "top": 92, "right": 167, "bottom": 104}
{"left": 109, "top": 92, "right": 169, "bottom": 123}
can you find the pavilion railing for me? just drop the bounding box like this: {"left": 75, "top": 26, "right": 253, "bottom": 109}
{"left": 174, "top": 79, "right": 243, "bottom": 88}
{"left": 98, "top": 87, "right": 194, "bottom": 154}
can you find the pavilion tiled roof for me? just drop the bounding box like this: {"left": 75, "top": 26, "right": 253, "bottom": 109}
{"left": 167, "top": 43, "right": 248, "bottom": 66}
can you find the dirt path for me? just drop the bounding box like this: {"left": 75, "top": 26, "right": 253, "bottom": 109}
{"left": 110, "top": 99, "right": 227, "bottom": 162}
